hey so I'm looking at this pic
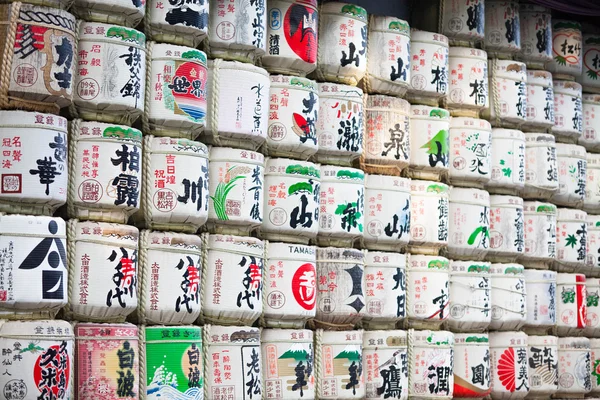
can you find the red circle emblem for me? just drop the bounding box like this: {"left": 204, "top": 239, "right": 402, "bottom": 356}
{"left": 284, "top": 5, "right": 318, "bottom": 63}
{"left": 292, "top": 262, "right": 316, "bottom": 310}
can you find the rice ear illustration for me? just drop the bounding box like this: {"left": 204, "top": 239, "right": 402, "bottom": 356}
{"left": 210, "top": 166, "right": 249, "bottom": 220}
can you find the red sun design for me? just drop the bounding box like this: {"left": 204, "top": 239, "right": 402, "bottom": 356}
{"left": 33, "top": 344, "right": 71, "bottom": 398}
{"left": 497, "top": 347, "right": 516, "bottom": 392}
{"left": 284, "top": 4, "right": 318, "bottom": 63}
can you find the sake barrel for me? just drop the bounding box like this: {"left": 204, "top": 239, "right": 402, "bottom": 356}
{"left": 316, "top": 329, "right": 364, "bottom": 399}
{"left": 409, "top": 180, "right": 449, "bottom": 255}
{"left": 408, "top": 329, "right": 454, "bottom": 399}
{"left": 363, "top": 175, "right": 411, "bottom": 252}
{"left": 134, "top": 136, "right": 209, "bottom": 233}
{"left": 12, "top": 0, "right": 72, "bottom": 8}
{"left": 0, "top": 215, "right": 66, "bottom": 320}
{"left": 145, "top": 44, "right": 208, "bottom": 139}
{"left": 488, "top": 130, "right": 526, "bottom": 195}
{"left": 142, "top": 326, "right": 203, "bottom": 400}
{"left": 579, "top": 35, "right": 600, "bottom": 93}
{"left": 67, "top": 220, "right": 139, "bottom": 322}
{"left": 406, "top": 255, "right": 450, "bottom": 329}
{"left": 580, "top": 94, "right": 600, "bottom": 152}
{"left": 146, "top": 0, "right": 209, "bottom": 47}
{"left": 314, "top": 247, "right": 364, "bottom": 328}
{"left": 447, "top": 261, "right": 491, "bottom": 332}
{"left": 585, "top": 278, "right": 600, "bottom": 337}
{"left": 556, "top": 337, "right": 592, "bottom": 397}
{"left": 448, "top": 117, "right": 492, "bottom": 188}
{"left": 261, "top": 328, "right": 314, "bottom": 399}
{"left": 261, "top": 158, "right": 320, "bottom": 244}
{"left": 488, "top": 195, "right": 524, "bottom": 262}
{"left": 0, "top": 320, "right": 74, "bottom": 400}
{"left": 523, "top": 269, "right": 557, "bottom": 333}
{"left": 585, "top": 152, "right": 600, "bottom": 213}
{"left": 549, "top": 20, "right": 583, "bottom": 79}
{"left": 406, "top": 30, "right": 450, "bottom": 105}
{"left": 518, "top": 4, "right": 552, "bottom": 69}
{"left": 69, "top": 120, "right": 142, "bottom": 223}
{"left": 556, "top": 273, "right": 586, "bottom": 336}
{"left": 317, "top": 166, "right": 364, "bottom": 247}
{"left": 486, "top": 61, "right": 527, "bottom": 127}
{"left": 315, "top": 83, "right": 364, "bottom": 166}
{"left": 440, "top": 0, "right": 485, "bottom": 45}
{"left": 76, "top": 323, "right": 139, "bottom": 399}
{"left": 489, "top": 331, "right": 529, "bottom": 399}
{"left": 263, "top": 242, "right": 316, "bottom": 328}
{"left": 137, "top": 230, "right": 202, "bottom": 326}
{"left": 206, "top": 0, "right": 267, "bottom": 63}
{"left": 523, "top": 71, "right": 555, "bottom": 131}
{"left": 587, "top": 217, "right": 600, "bottom": 278}
{"left": 266, "top": 75, "right": 319, "bottom": 159}
{"left": 363, "top": 251, "right": 407, "bottom": 330}
{"left": 202, "top": 234, "right": 264, "bottom": 326}
{"left": 203, "top": 325, "right": 262, "bottom": 400}
{"left": 363, "top": 16, "right": 411, "bottom": 96}
{"left": 208, "top": 147, "right": 265, "bottom": 235}
{"left": 0, "top": 3, "right": 76, "bottom": 113}
{"left": 0, "top": 111, "right": 67, "bottom": 215}
{"left": 408, "top": 105, "right": 450, "bottom": 181}
{"left": 552, "top": 80, "right": 583, "bottom": 143}
{"left": 71, "top": 0, "right": 143, "bottom": 27}
{"left": 204, "top": 60, "right": 270, "bottom": 151}
{"left": 522, "top": 133, "right": 558, "bottom": 200}
{"left": 453, "top": 333, "right": 492, "bottom": 398}
{"left": 489, "top": 263, "right": 526, "bottom": 331}
{"left": 554, "top": 208, "right": 587, "bottom": 272}
{"left": 447, "top": 188, "right": 490, "bottom": 260}
{"left": 314, "top": 2, "right": 368, "bottom": 86}
{"left": 551, "top": 144, "right": 586, "bottom": 208}
{"left": 484, "top": 0, "right": 521, "bottom": 55}
{"left": 521, "top": 202, "right": 557, "bottom": 269}
{"left": 362, "top": 95, "right": 410, "bottom": 176}
{"left": 447, "top": 47, "right": 489, "bottom": 117}
{"left": 363, "top": 330, "right": 409, "bottom": 400}
{"left": 74, "top": 23, "right": 146, "bottom": 125}
{"left": 526, "top": 335, "right": 558, "bottom": 398}
{"left": 261, "top": 0, "right": 318, "bottom": 76}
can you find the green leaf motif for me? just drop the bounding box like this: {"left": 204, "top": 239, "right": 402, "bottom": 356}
{"left": 421, "top": 130, "right": 449, "bottom": 155}
{"left": 593, "top": 359, "right": 600, "bottom": 385}
{"left": 502, "top": 168, "right": 512, "bottom": 178}
{"left": 565, "top": 234, "right": 578, "bottom": 248}
{"left": 555, "top": 55, "right": 567, "bottom": 66}
{"left": 569, "top": 165, "right": 577, "bottom": 175}
{"left": 209, "top": 171, "right": 245, "bottom": 220}
{"left": 288, "top": 182, "right": 313, "bottom": 196}
{"left": 587, "top": 70, "right": 600, "bottom": 80}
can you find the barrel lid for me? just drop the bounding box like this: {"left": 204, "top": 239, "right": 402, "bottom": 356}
{"left": 584, "top": 34, "right": 600, "bottom": 43}
{"left": 320, "top": 2, "right": 367, "bottom": 22}
{"left": 586, "top": 278, "right": 600, "bottom": 288}
{"left": 209, "top": 146, "right": 263, "bottom": 165}
{"left": 317, "top": 82, "right": 363, "bottom": 100}
{"left": 74, "top": 221, "right": 139, "bottom": 247}
{"left": 206, "top": 325, "right": 260, "bottom": 345}
{"left": 208, "top": 59, "right": 269, "bottom": 77}
{"left": 524, "top": 269, "right": 556, "bottom": 281}
{"left": 491, "top": 128, "right": 525, "bottom": 141}
{"left": 363, "top": 330, "right": 407, "bottom": 348}
{"left": 365, "top": 174, "right": 410, "bottom": 192}
{"left": 76, "top": 120, "right": 142, "bottom": 143}
{"left": 320, "top": 165, "right": 364, "bottom": 183}
{"left": 266, "top": 242, "right": 316, "bottom": 262}
{"left": 449, "top": 47, "right": 487, "bottom": 60}
{"left": 151, "top": 43, "right": 207, "bottom": 65}
{"left": 553, "top": 80, "right": 583, "bottom": 96}
{"left": 144, "top": 231, "right": 202, "bottom": 253}
{"left": 527, "top": 335, "right": 557, "bottom": 347}
{"left": 410, "top": 105, "right": 450, "bottom": 120}
{"left": 149, "top": 136, "right": 208, "bottom": 157}
{"left": 524, "top": 132, "right": 555, "bottom": 144}
{"left": 410, "top": 29, "right": 449, "bottom": 46}
{"left": 448, "top": 187, "right": 490, "bottom": 205}
{"left": 553, "top": 20, "right": 582, "bottom": 32}
{"left": 555, "top": 143, "right": 586, "bottom": 158}
{"left": 490, "top": 60, "right": 527, "bottom": 82}
{"left": 489, "top": 194, "right": 523, "bottom": 207}
{"left": 556, "top": 272, "right": 586, "bottom": 285}
{"left": 262, "top": 328, "right": 313, "bottom": 343}
{"left": 80, "top": 23, "right": 146, "bottom": 48}
{"left": 366, "top": 95, "right": 410, "bottom": 113}
{"left": 18, "top": 3, "right": 76, "bottom": 32}
{"left": 557, "top": 207, "right": 587, "bottom": 222}
{"left": 0, "top": 110, "right": 67, "bottom": 132}
{"left": 269, "top": 75, "right": 317, "bottom": 93}
{"left": 408, "top": 254, "right": 449, "bottom": 271}
{"left": 317, "top": 247, "right": 363, "bottom": 263}
{"left": 265, "top": 158, "right": 320, "bottom": 179}
{"left": 75, "top": 322, "right": 138, "bottom": 339}
{"left": 587, "top": 215, "right": 600, "bottom": 230}
{"left": 369, "top": 15, "right": 409, "bottom": 35}
{"left": 490, "top": 263, "right": 524, "bottom": 276}
{"left": 145, "top": 326, "right": 202, "bottom": 342}
{"left": 410, "top": 180, "right": 449, "bottom": 194}
{"left": 583, "top": 93, "right": 600, "bottom": 104}
{"left": 0, "top": 320, "right": 73, "bottom": 339}
{"left": 519, "top": 4, "right": 551, "bottom": 13}
{"left": 523, "top": 201, "right": 556, "bottom": 214}
{"left": 558, "top": 337, "right": 590, "bottom": 349}
{"left": 321, "top": 329, "right": 363, "bottom": 344}
{"left": 526, "top": 70, "right": 553, "bottom": 86}
{"left": 364, "top": 251, "right": 406, "bottom": 269}
{"left": 207, "top": 234, "right": 264, "bottom": 256}
{"left": 449, "top": 117, "right": 492, "bottom": 131}
{"left": 453, "top": 333, "right": 489, "bottom": 345}
{"left": 0, "top": 215, "right": 65, "bottom": 237}
{"left": 450, "top": 261, "right": 490, "bottom": 275}
{"left": 489, "top": 331, "right": 527, "bottom": 347}
{"left": 412, "top": 330, "right": 454, "bottom": 347}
